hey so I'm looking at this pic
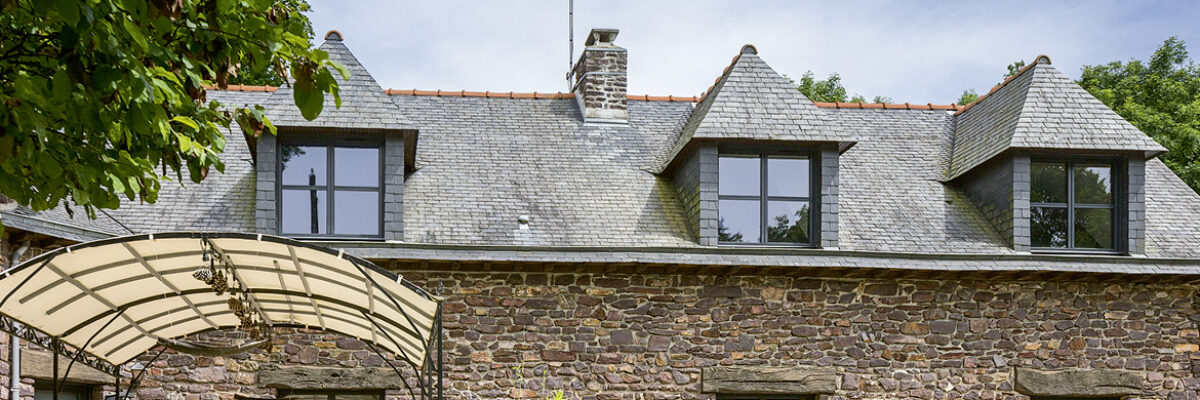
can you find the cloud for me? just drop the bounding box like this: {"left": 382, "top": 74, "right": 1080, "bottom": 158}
{"left": 307, "top": 0, "right": 1200, "bottom": 103}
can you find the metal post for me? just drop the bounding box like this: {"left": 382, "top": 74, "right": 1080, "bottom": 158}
{"left": 9, "top": 324, "right": 20, "bottom": 400}
{"left": 436, "top": 308, "right": 443, "bottom": 400}
{"left": 567, "top": 0, "right": 574, "bottom": 91}
{"left": 52, "top": 339, "right": 58, "bottom": 400}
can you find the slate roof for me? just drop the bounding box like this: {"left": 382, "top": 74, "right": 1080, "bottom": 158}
{"left": 4, "top": 38, "right": 1200, "bottom": 274}
{"left": 263, "top": 32, "right": 413, "bottom": 130}
{"left": 947, "top": 56, "right": 1167, "bottom": 180}
{"left": 657, "top": 45, "right": 855, "bottom": 172}
{"left": 396, "top": 96, "right": 695, "bottom": 246}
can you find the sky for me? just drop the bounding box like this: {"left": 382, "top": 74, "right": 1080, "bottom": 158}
{"left": 305, "top": 0, "right": 1200, "bottom": 104}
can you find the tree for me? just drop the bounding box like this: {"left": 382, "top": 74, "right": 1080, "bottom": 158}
{"left": 794, "top": 71, "right": 888, "bottom": 103}
{"left": 1078, "top": 37, "right": 1200, "bottom": 193}
{"left": 0, "top": 0, "right": 345, "bottom": 220}
{"left": 1006, "top": 60, "right": 1027, "bottom": 78}
{"left": 956, "top": 89, "right": 979, "bottom": 106}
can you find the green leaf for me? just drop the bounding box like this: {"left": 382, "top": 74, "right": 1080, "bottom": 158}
{"left": 171, "top": 116, "right": 199, "bottom": 130}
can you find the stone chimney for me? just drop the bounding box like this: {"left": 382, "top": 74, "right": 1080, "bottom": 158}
{"left": 571, "top": 28, "right": 627, "bottom": 123}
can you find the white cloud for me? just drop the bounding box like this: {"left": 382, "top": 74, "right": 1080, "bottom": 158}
{"left": 307, "top": 0, "right": 1200, "bottom": 103}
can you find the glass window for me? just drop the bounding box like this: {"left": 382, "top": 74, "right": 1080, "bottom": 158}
{"left": 279, "top": 141, "right": 382, "bottom": 238}
{"left": 277, "top": 391, "right": 383, "bottom": 400}
{"left": 718, "top": 154, "right": 814, "bottom": 245}
{"left": 34, "top": 385, "right": 90, "bottom": 400}
{"left": 1030, "top": 159, "right": 1118, "bottom": 251}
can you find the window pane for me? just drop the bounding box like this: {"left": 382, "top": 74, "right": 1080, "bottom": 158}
{"left": 718, "top": 199, "right": 760, "bottom": 242}
{"left": 1074, "top": 164, "right": 1112, "bottom": 205}
{"left": 1075, "top": 208, "right": 1113, "bottom": 249}
{"left": 334, "top": 191, "right": 380, "bottom": 235}
{"left": 1031, "top": 206, "right": 1067, "bottom": 248}
{"left": 767, "top": 157, "right": 810, "bottom": 197}
{"left": 719, "top": 156, "right": 760, "bottom": 196}
{"left": 766, "top": 200, "right": 810, "bottom": 243}
{"left": 1031, "top": 162, "right": 1066, "bottom": 203}
{"left": 281, "top": 145, "right": 327, "bottom": 186}
{"left": 281, "top": 189, "right": 326, "bottom": 234}
{"left": 335, "top": 147, "right": 380, "bottom": 187}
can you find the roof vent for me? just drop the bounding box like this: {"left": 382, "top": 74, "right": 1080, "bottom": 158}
{"left": 584, "top": 28, "right": 619, "bottom": 47}
{"left": 517, "top": 215, "right": 531, "bottom": 230}
{"left": 324, "top": 30, "right": 343, "bottom": 41}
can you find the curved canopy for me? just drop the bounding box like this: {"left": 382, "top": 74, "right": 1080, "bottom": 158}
{"left": 0, "top": 232, "right": 440, "bottom": 372}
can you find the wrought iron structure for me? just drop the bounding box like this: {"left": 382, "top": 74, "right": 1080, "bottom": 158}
{"left": 0, "top": 232, "right": 443, "bottom": 400}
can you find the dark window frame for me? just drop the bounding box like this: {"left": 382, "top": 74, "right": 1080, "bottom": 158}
{"left": 717, "top": 395, "right": 815, "bottom": 400}
{"left": 717, "top": 149, "right": 820, "bottom": 247}
{"left": 276, "top": 135, "right": 385, "bottom": 240}
{"left": 275, "top": 390, "right": 385, "bottom": 400}
{"left": 33, "top": 382, "right": 92, "bottom": 400}
{"left": 1030, "top": 156, "right": 1123, "bottom": 254}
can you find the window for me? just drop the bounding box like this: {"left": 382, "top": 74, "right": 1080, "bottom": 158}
{"left": 279, "top": 140, "right": 382, "bottom": 238}
{"left": 34, "top": 383, "right": 91, "bottom": 400}
{"left": 1030, "top": 159, "right": 1119, "bottom": 251}
{"left": 276, "top": 391, "right": 382, "bottom": 400}
{"left": 718, "top": 153, "right": 815, "bottom": 245}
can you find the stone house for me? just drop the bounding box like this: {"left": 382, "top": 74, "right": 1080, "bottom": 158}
{"left": 1, "top": 28, "right": 1199, "bottom": 400}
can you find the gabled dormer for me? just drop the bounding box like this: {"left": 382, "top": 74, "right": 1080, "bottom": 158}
{"left": 255, "top": 31, "right": 417, "bottom": 241}
{"left": 661, "top": 45, "right": 856, "bottom": 248}
{"left": 950, "top": 56, "right": 1166, "bottom": 254}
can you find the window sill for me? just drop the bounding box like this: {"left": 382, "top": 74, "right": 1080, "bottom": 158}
{"left": 1030, "top": 248, "right": 1125, "bottom": 256}
{"left": 718, "top": 242, "right": 821, "bottom": 249}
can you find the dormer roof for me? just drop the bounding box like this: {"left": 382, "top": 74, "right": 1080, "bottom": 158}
{"left": 657, "top": 45, "right": 856, "bottom": 172}
{"left": 263, "top": 31, "right": 413, "bottom": 130}
{"left": 947, "top": 56, "right": 1166, "bottom": 180}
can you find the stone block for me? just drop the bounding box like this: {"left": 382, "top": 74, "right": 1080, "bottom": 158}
{"left": 701, "top": 366, "right": 837, "bottom": 394}
{"left": 1013, "top": 367, "right": 1143, "bottom": 397}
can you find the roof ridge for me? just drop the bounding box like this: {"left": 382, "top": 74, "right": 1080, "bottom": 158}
{"left": 954, "top": 55, "right": 1050, "bottom": 116}
{"left": 203, "top": 84, "right": 278, "bottom": 92}
{"left": 814, "top": 101, "right": 962, "bottom": 111}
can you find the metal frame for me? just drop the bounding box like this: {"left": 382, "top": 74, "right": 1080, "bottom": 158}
{"left": 277, "top": 135, "right": 386, "bottom": 240}
{"left": 717, "top": 150, "right": 820, "bottom": 246}
{"left": 0, "top": 232, "right": 443, "bottom": 400}
{"left": 1030, "top": 157, "right": 1123, "bottom": 253}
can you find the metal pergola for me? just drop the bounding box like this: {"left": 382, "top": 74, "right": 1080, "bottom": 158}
{"left": 0, "top": 232, "right": 443, "bottom": 400}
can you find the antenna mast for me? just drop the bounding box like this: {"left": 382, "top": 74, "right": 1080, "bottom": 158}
{"left": 567, "top": 0, "right": 574, "bottom": 91}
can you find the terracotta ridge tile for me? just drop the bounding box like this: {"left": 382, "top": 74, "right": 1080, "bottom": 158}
{"left": 812, "top": 101, "right": 960, "bottom": 111}
{"left": 203, "top": 84, "right": 279, "bottom": 92}
{"left": 954, "top": 54, "right": 1050, "bottom": 116}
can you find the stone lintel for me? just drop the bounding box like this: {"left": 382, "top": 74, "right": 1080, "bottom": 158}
{"left": 258, "top": 366, "right": 404, "bottom": 390}
{"left": 701, "top": 366, "right": 837, "bottom": 394}
{"left": 1014, "top": 367, "right": 1143, "bottom": 397}
{"left": 21, "top": 349, "right": 113, "bottom": 385}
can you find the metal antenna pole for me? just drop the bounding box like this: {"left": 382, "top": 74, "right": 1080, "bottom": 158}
{"left": 567, "top": 0, "right": 574, "bottom": 91}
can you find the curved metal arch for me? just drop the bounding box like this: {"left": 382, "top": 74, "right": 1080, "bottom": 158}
{"left": 0, "top": 232, "right": 443, "bottom": 400}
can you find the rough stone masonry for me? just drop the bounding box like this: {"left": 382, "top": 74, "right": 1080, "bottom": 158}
{"left": 82, "top": 270, "right": 1200, "bottom": 400}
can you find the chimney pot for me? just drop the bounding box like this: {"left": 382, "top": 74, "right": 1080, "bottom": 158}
{"left": 585, "top": 28, "right": 619, "bottom": 46}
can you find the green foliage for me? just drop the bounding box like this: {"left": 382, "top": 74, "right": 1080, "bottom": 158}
{"left": 793, "top": 71, "right": 888, "bottom": 103}
{"left": 228, "top": 65, "right": 285, "bottom": 86}
{"left": 0, "top": 0, "right": 345, "bottom": 218}
{"left": 1078, "top": 37, "right": 1200, "bottom": 193}
{"left": 956, "top": 89, "right": 979, "bottom": 105}
{"left": 1006, "top": 60, "right": 1027, "bottom": 78}
{"left": 796, "top": 71, "right": 848, "bottom": 102}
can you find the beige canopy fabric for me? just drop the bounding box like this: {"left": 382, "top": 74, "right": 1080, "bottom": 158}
{"left": 0, "top": 233, "right": 440, "bottom": 371}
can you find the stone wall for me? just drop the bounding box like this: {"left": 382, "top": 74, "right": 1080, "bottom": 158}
{"left": 402, "top": 271, "right": 1199, "bottom": 400}
{"left": 1, "top": 264, "right": 1198, "bottom": 400}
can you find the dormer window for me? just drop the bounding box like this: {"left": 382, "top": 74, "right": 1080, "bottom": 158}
{"left": 278, "top": 138, "right": 383, "bottom": 239}
{"left": 717, "top": 152, "right": 815, "bottom": 245}
{"left": 1031, "top": 158, "right": 1119, "bottom": 251}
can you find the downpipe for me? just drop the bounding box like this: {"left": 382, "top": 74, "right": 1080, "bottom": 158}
{"left": 7, "top": 240, "right": 30, "bottom": 400}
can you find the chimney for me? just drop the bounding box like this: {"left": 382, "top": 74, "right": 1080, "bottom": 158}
{"left": 571, "top": 28, "right": 627, "bottom": 123}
